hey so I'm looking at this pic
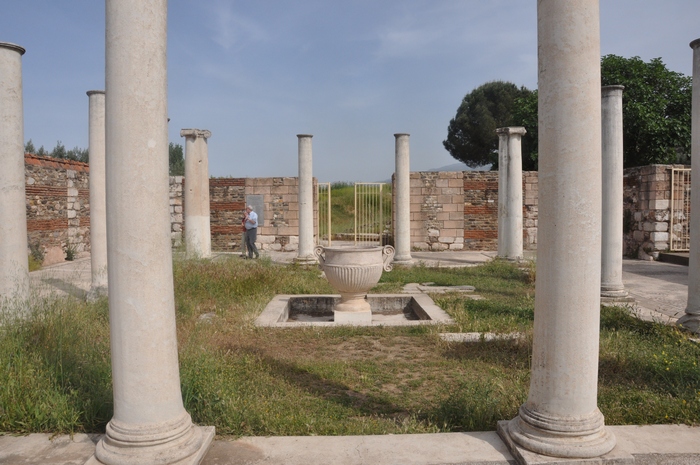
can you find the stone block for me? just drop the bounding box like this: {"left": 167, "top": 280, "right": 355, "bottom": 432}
{"left": 448, "top": 179, "right": 463, "bottom": 188}
{"left": 258, "top": 235, "right": 276, "bottom": 244}
{"left": 439, "top": 236, "right": 455, "bottom": 244}
{"left": 412, "top": 242, "right": 430, "bottom": 250}
{"left": 437, "top": 212, "right": 450, "bottom": 221}
{"left": 284, "top": 242, "right": 298, "bottom": 251}
{"left": 67, "top": 187, "right": 79, "bottom": 197}
{"left": 449, "top": 243, "right": 464, "bottom": 250}
{"left": 67, "top": 210, "right": 77, "bottom": 219}
{"left": 289, "top": 235, "right": 299, "bottom": 244}
{"left": 436, "top": 179, "right": 449, "bottom": 188}
{"left": 268, "top": 243, "right": 282, "bottom": 251}
{"left": 632, "top": 230, "right": 645, "bottom": 241}
{"left": 650, "top": 231, "right": 669, "bottom": 242}
{"left": 431, "top": 242, "right": 448, "bottom": 251}
{"left": 653, "top": 210, "right": 670, "bottom": 222}
{"left": 428, "top": 228, "right": 440, "bottom": 237}
{"left": 633, "top": 212, "right": 643, "bottom": 221}
{"left": 649, "top": 199, "right": 669, "bottom": 210}
{"left": 174, "top": 206, "right": 182, "bottom": 213}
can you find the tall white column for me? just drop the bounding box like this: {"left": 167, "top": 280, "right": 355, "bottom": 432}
{"left": 496, "top": 127, "right": 526, "bottom": 261}
{"left": 679, "top": 39, "right": 700, "bottom": 334}
{"left": 601, "top": 86, "right": 628, "bottom": 299}
{"left": 498, "top": 0, "right": 616, "bottom": 461}
{"left": 86, "top": 90, "right": 108, "bottom": 301}
{"left": 0, "top": 42, "right": 29, "bottom": 308}
{"left": 91, "top": 1, "right": 214, "bottom": 463}
{"left": 393, "top": 133, "right": 413, "bottom": 264}
{"left": 181, "top": 129, "right": 212, "bottom": 259}
{"left": 296, "top": 134, "right": 316, "bottom": 263}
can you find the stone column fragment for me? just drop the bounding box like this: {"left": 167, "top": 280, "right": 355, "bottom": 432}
{"left": 498, "top": 0, "right": 616, "bottom": 460}
{"left": 90, "top": 1, "right": 214, "bottom": 463}
{"left": 601, "top": 85, "right": 628, "bottom": 299}
{"left": 680, "top": 38, "right": 700, "bottom": 334}
{"left": 0, "top": 42, "right": 29, "bottom": 308}
{"left": 181, "top": 128, "right": 212, "bottom": 259}
{"left": 393, "top": 133, "right": 413, "bottom": 264}
{"left": 86, "top": 90, "right": 108, "bottom": 301}
{"left": 496, "top": 127, "right": 526, "bottom": 261}
{"left": 296, "top": 134, "right": 316, "bottom": 263}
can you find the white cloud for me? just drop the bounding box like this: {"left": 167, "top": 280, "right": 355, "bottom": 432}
{"left": 206, "top": 0, "right": 269, "bottom": 51}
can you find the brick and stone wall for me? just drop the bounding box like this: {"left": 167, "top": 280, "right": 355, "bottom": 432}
{"left": 409, "top": 171, "right": 465, "bottom": 251}
{"left": 523, "top": 171, "right": 538, "bottom": 250}
{"left": 25, "top": 154, "right": 90, "bottom": 265}
{"left": 623, "top": 165, "right": 684, "bottom": 259}
{"left": 462, "top": 171, "right": 499, "bottom": 250}
{"left": 169, "top": 176, "right": 312, "bottom": 253}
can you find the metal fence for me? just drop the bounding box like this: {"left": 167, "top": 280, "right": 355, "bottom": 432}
{"left": 354, "top": 182, "right": 391, "bottom": 246}
{"left": 670, "top": 168, "right": 691, "bottom": 251}
{"left": 316, "top": 182, "right": 332, "bottom": 246}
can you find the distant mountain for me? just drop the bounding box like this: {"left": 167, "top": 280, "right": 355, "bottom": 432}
{"left": 428, "top": 162, "right": 491, "bottom": 172}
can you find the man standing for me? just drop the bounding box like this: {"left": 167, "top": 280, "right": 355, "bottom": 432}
{"left": 243, "top": 205, "right": 260, "bottom": 259}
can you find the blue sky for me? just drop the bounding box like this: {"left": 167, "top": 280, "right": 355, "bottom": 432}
{"left": 2, "top": 1, "right": 699, "bottom": 182}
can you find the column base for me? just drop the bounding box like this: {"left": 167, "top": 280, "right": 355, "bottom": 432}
{"left": 677, "top": 313, "right": 700, "bottom": 335}
{"left": 86, "top": 285, "right": 108, "bottom": 303}
{"left": 499, "top": 406, "right": 617, "bottom": 461}
{"left": 87, "top": 415, "right": 214, "bottom": 465}
{"left": 497, "top": 419, "right": 628, "bottom": 465}
{"left": 294, "top": 255, "right": 318, "bottom": 265}
{"left": 393, "top": 257, "right": 414, "bottom": 266}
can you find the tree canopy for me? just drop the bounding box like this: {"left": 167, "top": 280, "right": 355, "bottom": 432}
{"left": 443, "top": 81, "right": 533, "bottom": 169}
{"left": 445, "top": 55, "right": 692, "bottom": 170}
{"left": 169, "top": 142, "right": 184, "bottom": 176}
{"left": 601, "top": 54, "right": 691, "bottom": 166}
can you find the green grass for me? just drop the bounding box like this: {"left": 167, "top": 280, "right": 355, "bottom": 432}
{"left": 1, "top": 257, "right": 698, "bottom": 436}
{"left": 325, "top": 182, "right": 392, "bottom": 236}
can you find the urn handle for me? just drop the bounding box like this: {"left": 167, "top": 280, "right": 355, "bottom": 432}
{"left": 314, "top": 245, "right": 325, "bottom": 268}
{"left": 382, "top": 245, "right": 395, "bottom": 272}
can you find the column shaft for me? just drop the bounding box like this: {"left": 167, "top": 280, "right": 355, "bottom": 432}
{"left": 95, "top": 1, "right": 213, "bottom": 463}
{"left": 601, "top": 86, "right": 628, "bottom": 298}
{"left": 497, "top": 127, "right": 526, "bottom": 260}
{"left": 296, "top": 134, "right": 315, "bottom": 263}
{"left": 499, "top": 0, "right": 616, "bottom": 460}
{"left": 87, "top": 90, "right": 108, "bottom": 300}
{"left": 0, "top": 42, "right": 29, "bottom": 308}
{"left": 679, "top": 39, "right": 700, "bottom": 334}
{"left": 181, "top": 129, "right": 212, "bottom": 259}
{"left": 394, "top": 133, "right": 412, "bottom": 263}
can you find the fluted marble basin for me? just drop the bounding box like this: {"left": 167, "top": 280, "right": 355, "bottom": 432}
{"left": 314, "top": 245, "right": 394, "bottom": 324}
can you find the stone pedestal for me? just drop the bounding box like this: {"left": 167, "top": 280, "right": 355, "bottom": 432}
{"left": 679, "top": 38, "right": 700, "bottom": 334}
{"left": 498, "top": 1, "right": 616, "bottom": 461}
{"left": 89, "top": 1, "right": 214, "bottom": 463}
{"left": 86, "top": 90, "right": 108, "bottom": 301}
{"left": 181, "top": 129, "right": 212, "bottom": 259}
{"left": 295, "top": 134, "right": 316, "bottom": 264}
{"left": 393, "top": 134, "right": 413, "bottom": 264}
{"left": 0, "top": 42, "right": 29, "bottom": 309}
{"left": 600, "top": 85, "right": 629, "bottom": 300}
{"left": 496, "top": 127, "right": 526, "bottom": 261}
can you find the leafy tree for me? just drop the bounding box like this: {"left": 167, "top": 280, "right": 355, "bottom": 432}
{"left": 443, "top": 81, "right": 533, "bottom": 169}
{"left": 601, "top": 55, "right": 691, "bottom": 166}
{"left": 511, "top": 90, "right": 539, "bottom": 171}
{"left": 169, "top": 142, "right": 184, "bottom": 176}
{"left": 50, "top": 140, "right": 67, "bottom": 159}
{"left": 67, "top": 146, "right": 89, "bottom": 163}
{"left": 25, "top": 139, "right": 36, "bottom": 154}
{"left": 36, "top": 145, "right": 48, "bottom": 157}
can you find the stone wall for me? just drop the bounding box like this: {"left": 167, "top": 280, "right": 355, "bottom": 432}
{"left": 409, "top": 172, "right": 465, "bottom": 251}
{"left": 623, "top": 165, "right": 684, "bottom": 259}
{"left": 25, "top": 154, "right": 90, "bottom": 265}
{"left": 169, "top": 176, "right": 311, "bottom": 253}
{"left": 523, "top": 171, "right": 539, "bottom": 250}
{"left": 462, "top": 171, "right": 499, "bottom": 250}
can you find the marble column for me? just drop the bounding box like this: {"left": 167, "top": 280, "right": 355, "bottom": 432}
{"left": 679, "top": 38, "right": 700, "bottom": 334}
{"left": 86, "top": 90, "right": 108, "bottom": 301}
{"left": 181, "top": 129, "right": 212, "bottom": 259}
{"left": 498, "top": 0, "right": 617, "bottom": 461}
{"left": 601, "top": 86, "right": 628, "bottom": 299}
{"left": 295, "top": 134, "right": 316, "bottom": 263}
{"left": 90, "top": 1, "right": 214, "bottom": 463}
{"left": 496, "top": 127, "right": 526, "bottom": 261}
{"left": 0, "top": 42, "right": 29, "bottom": 308}
{"left": 393, "top": 133, "right": 413, "bottom": 264}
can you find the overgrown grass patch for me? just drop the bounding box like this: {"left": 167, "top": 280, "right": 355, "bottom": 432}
{"left": 2, "top": 257, "right": 699, "bottom": 436}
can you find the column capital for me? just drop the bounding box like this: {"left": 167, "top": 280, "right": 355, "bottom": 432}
{"left": 180, "top": 128, "right": 211, "bottom": 139}
{"left": 496, "top": 126, "right": 527, "bottom": 136}
{"left": 394, "top": 133, "right": 410, "bottom": 138}
{"left": 602, "top": 85, "right": 624, "bottom": 96}
{"left": 690, "top": 38, "right": 700, "bottom": 50}
{"left": 297, "top": 134, "right": 313, "bottom": 139}
{"left": 0, "top": 42, "right": 25, "bottom": 56}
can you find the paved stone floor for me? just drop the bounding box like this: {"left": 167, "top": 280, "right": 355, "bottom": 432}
{"left": 6, "top": 250, "right": 698, "bottom": 464}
